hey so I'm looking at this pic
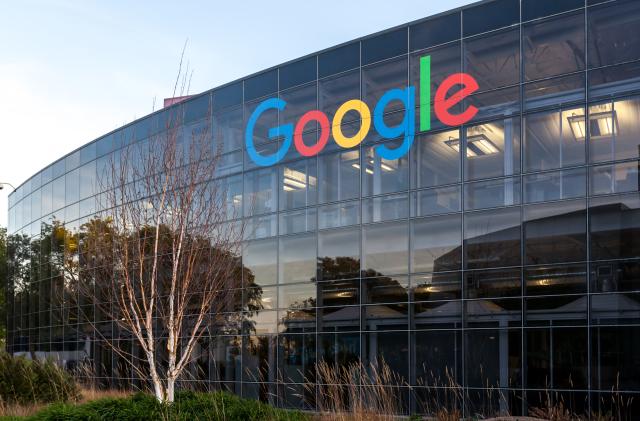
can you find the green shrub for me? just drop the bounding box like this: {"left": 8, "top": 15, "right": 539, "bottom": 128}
{"left": 0, "top": 352, "right": 80, "bottom": 405}
{"left": 24, "top": 391, "right": 309, "bottom": 421}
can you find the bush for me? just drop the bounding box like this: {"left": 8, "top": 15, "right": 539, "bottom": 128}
{"left": 0, "top": 353, "right": 80, "bottom": 405}
{"left": 24, "top": 391, "right": 309, "bottom": 421}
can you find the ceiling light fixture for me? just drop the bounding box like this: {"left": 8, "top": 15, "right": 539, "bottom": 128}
{"left": 568, "top": 108, "right": 617, "bottom": 142}
{"left": 445, "top": 134, "right": 499, "bottom": 157}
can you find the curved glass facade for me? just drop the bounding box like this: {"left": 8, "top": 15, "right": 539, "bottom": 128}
{"left": 6, "top": 0, "right": 640, "bottom": 416}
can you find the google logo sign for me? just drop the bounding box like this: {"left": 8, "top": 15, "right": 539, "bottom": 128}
{"left": 245, "top": 56, "right": 480, "bottom": 167}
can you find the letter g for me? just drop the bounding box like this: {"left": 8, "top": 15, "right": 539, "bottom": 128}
{"left": 245, "top": 98, "right": 293, "bottom": 167}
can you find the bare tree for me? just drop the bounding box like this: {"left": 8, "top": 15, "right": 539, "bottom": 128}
{"left": 77, "top": 74, "right": 244, "bottom": 402}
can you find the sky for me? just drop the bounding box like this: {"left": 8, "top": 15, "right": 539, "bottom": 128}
{"left": 0, "top": 0, "right": 472, "bottom": 228}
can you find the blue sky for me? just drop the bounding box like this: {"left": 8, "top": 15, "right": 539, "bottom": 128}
{"left": 0, "top": 0, "right": 472, "bottom": 227}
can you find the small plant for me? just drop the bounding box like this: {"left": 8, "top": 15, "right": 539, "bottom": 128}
{"left": 17, "top": 390, "right": 308, "bottom": 420}
{"left": 0, "top": 352, "right": 80, "bottom": 405}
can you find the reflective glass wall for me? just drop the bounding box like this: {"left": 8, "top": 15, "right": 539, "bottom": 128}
{"left": 6, "top": 0, "right": 640, "bottom": 416}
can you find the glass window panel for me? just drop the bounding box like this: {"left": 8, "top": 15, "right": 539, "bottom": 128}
{"left": 317, "top": 227, "right": 361, "bottom": 281}
{"left": 64, "top": 202, "right": 79, "bottom": 223}
{"left": 410, "top": 43, "right": 461, "bottom": 132}
{"left": 412, "top": 272, "right": 462, "bottom": 302}
{"left": 362, "top": 304, "right": 408, "bottom": 334}
{"left": 465, "top": 86, "right": 520, "bottom": 123}
{"left": 523, "top": 0, "right": 583, "bottom": 21}
{"left": 362, "top": 193, "right": 408, "bottom": 223}
{"left": 591, "top": 326, "right": 640, "bottom": 391}
{"left": 587, "top": 0, "right": 640, "bottom": 68}
{"left": 464, "top": 118, "right": 521, "bottom": 181}
{"left": 213, "top": 82, "right": 242, "bottom": 111}
{"left": 79, "top": 161, "right": 96, "bottom": 200}
{"left": 364, "top": 275, "right": 408, "bottom": 304}
{"left": 30, "top": 189, "right": 41, "bottom": 222}
{"left": 65, "top": 151, "right": 80, "bottom": 172}
{"left": 182, "top": 93, "right": 210, "bottom": 124}
{"left": 278, "top": 283, "right": 316, "bottom": 312}
{"left": 465, "top": 268, "right": 521, "bottom": 299}
{"left": 21, "top": 199, "right": 31, "bottom": 229}
{"left": 280, "top": 56, "right": 316, "bottom": 90}
{"left": 361, "top": 28, "right": 406, "bottom": 65}
{"left": 412, "top": 186, "right": 461, "bottom": 217}
{"left": 588, "top": 61, "right": 640, "bottom": 100}
{"left": 243, "top": 238, "right": 277, "bottom": 287}
{"left": 215, "top": 150, "right": 243, "bottom": 177}
{"left": 589, "top": 97, "right": 640, "bottom": 163}
{"left": 526, "top": 327, "right": 588, "bottom": 389}
{"left": 279, "top": 208, "right": 316, "bottom": 235}
{"left": 244, "top": 141, "right": 283, "bottom": 171}
{"left": 244, "top": 285, "right": 277, "bottom": 313}
{"left": 463, "top": 0, "right": 519, "bottom": 37}
{"left": 318, "top": 333, "right": 360, "bottom": 366}
{"left": 464, "top": 207, "right": 521, "bottom": 269}
{"left": 244, "top": 99, "right": 277, "bottom": 147}
{"left": 464, "top": 28, "right": 520, "bottom": 91}
{"left": 464, "top": 329, "right": 521, "bottom": 388}
{"left": 203, "top": 336, "right": 241, "bottom": 384}
{"left": 318, "top": 201, "right": 359, "bottom": 229}
{"left": 279, "top": 233, "right": 316, "bottom": 284}
{"left": 411, "top": 214, "right": 462, "bottom": 273}
{"left": 96, "top": 135, "right": 113, "bottom": 157}
{"left": 244, "top": 70, "right": 277, "bottom": 102}
{"left": 362, "top": 140, "right": 409, "bottom": 196}
{"left": 524, "top": 168, "right": 586, "bottom": 203}
{"left": 523, "top": 12, "right": 585, "bottom": 81}
{"left": 319, "top": 70, "right": 360, "bottom": 122}
{"left": 362, "top": 221, "right": 408, "bottom": 276}
{"left": 410, "top": 13, "right": 460, "bottom": 51}
{"left": 525, "top": 263, "right": 587, "bottom": 296}
{"left": 465, "top": 298, "right": 522, "bottom": 329}
{"left": 590, "top": 161, "right": 640, "bottom": 196}
{"left": 362, "top": 332, "right": 409, "bottom": 383}
{"left": 589, "top": 193, "right": 640, "bottom": 261}
{"left": 245, "top": 214, "right": 277, "bottom": 240}
{"left": 591, "top": 260, "right": 640, "bottom": 293}
{"left": 525, "top": 108, "right": 586, "bottom": 171}
{"left": 65, "top": 169, "right": 79, "bottom": 204}
{"left": 318, "top": 150, "right": 360, "bottom": 203}
{"left": 362, "top": 56, "right": 408, "bottom": 112}
{"left": 524, "top": 199, "right": 587, "bottom": 265}
{"left": 524, "top": 73, "right": 585, "bottom": 111}
{"left": 41, "top": 182, "right": 52, "bottom": 217}
{"left": 318, "top": 42, "right": 359, "bottom": 78}
{"left": 318, "top": 279, "right": 360, "bottom": 309}
{"left": 216, "top": 174, "right": 242, "bottom": 220}
{"left": 52, "top": 160, "right": 65, "bottom": 179}
{"left": 414, "top": 300, "right": 462, "bottom": 328}
{"left": 279, "top": 83, "right": 317, "bottom": 127}
{"left": 277, "top": 335, "right": 316, "bottom": 392}
{"left": 591, "top": 292, "right": 640, "bottom": 327}
{"left": 279, "top": 159, "right": 317, "bottom": 211}
{"left": 412, "top": 129, "right": 461, "bottom": 189}
{"left": 244, "top": 167, "right": 277, "bottom": 216}
{"left": 464, "top": 177, "right": 521, "bottom": 210}
{"left": 79, "top": 197, "right": 95, "bottom": 218}
{"left": 213, "top": 107, "right": 243, "bottom": 153}
{"left": 80, "top": 142, "right": 96, "bottom": 165}
{"left": 414, "top": 330, "right": 462, "bottom": 386}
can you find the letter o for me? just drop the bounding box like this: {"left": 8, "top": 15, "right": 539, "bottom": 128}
{"left": 332, "top": 99, "right": 371, "bottom": 148}
{"left": 294, "top": 110, "right": 330, "bottom": 157}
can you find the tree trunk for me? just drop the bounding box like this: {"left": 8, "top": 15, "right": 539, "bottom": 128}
{"left": 166, "top": 377, "right": 175, "bottom": 403}
{"left": 152, "top": 377, "right": 165, "bottom": 403}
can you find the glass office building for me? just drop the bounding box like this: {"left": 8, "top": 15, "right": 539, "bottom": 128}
{"left": 5, "top": 0, "right": 640, "bottom": 416}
